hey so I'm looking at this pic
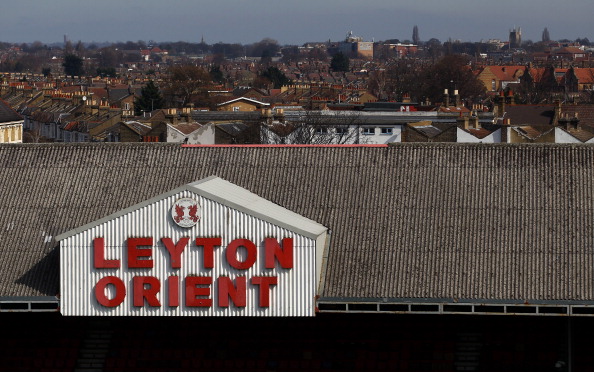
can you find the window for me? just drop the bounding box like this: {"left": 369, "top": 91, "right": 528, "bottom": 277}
{"left": 335, "top": 127, "right": 347, "bottom": 135}
{"left": 233, "top": 106, "right": 240, "bottom": 112}
{"left": 315, "top": 127, "right": 328, "bottom": 135}
{"left": 362, "top": 127, "right": 375, "bottom": 135}
{"left": 381, "top": 127, "right": 393, "bottom": 135}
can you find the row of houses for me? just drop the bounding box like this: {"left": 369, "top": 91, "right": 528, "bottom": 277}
{"left": 2, "top": 74, "right": 594, "bottom": 145}
{"left": 478, "top": 65, "right": 594, "bottom": 93}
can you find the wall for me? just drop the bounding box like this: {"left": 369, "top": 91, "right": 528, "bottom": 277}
{"left": 0, "top": 122, "right": 23, "bottom": 143}
{"left": 456, "top": 128, "right": 501, "bottom": 143}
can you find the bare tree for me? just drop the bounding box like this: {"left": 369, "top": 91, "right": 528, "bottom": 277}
{"left": 260, "top": 111, "right": 368, "bottom": 144}
{"left": 165, "top": 65, "right": 212, "bottom": 107}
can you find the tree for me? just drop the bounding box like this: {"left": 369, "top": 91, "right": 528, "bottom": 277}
{"left": 330, "top": 52, "right": 350, "bottom": 72}
{"left": 209, "top": 65, "right": 224, "bottom": 84}
{"left": 369, "top": 60, "right": 427, "bottom": 102}
{"left": 96, "top": 67, "right": 117, "bottom": 78}
{"left": 63, "top": 54, "right": 84, "bottom": 76}
{"left": 165, "top": 65, "right": 212, "bottom": 107}
{"left": 257, "top": 67, "right": 291, "bottom": 89}
{"left": 260, "top": 111, "right": 368, "bottom": 145}
{"left": 516, "top": 65, "right": 557, "bottom": 104}
{"left": 95, "top": 47, "right": 123, "bottom": 69}
{"left": 135, "top": 80, "right": 165, "bottom": 115}
{"left": 542, "top": 28, "right": 551, "bottom": 43}
{"left": 421, "top": 55, "right": 485, "bottom": 104}
{"left": 247, "top": 38, "right": 280, "bottom": 58}
{"left": 412, "top": 25, "right": 420, "bottom": 45}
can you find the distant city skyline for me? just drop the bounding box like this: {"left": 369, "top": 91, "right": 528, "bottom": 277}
{"left": 1, "top": 0, "right": 593, "bottom": 45}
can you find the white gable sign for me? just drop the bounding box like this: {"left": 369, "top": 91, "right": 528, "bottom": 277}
{"left": 58, "top": 176, "right": 327, "bottom": 317}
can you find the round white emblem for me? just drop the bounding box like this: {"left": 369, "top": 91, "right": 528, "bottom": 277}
{"left": 171, "top": 198, "right": 201, "bottom": 228}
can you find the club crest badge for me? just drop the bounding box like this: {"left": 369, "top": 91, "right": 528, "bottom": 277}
{"left": 171, "top": 198, "right": 200, "bottom": 228}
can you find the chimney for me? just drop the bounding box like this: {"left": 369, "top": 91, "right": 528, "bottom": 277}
{"left": 443, "top": 89, "right": 450, "bottom": 108}
{"left": 505, "top": 90, "right": 515, "bottom": 105}
{"left": 181, "top": 107, "right": 192, "bottom": 123}
{"left": 274, "top": 108, "right": 285, "bottom": 123}
{"left": 496, "top": 91, "right": 505, "bottom": 119}
{"left": 165, "top": 108, "right": 178, "bottom": 125}
{"left": 261, "top": 108, "right": 273, "bottom": 124}
{"left": 571, "top": 112, "right": 580, "bottom": 129}
{"left": 454, "top": 89, "right": 460, "bottom": 107}
{"left": 471, "top": 111, "right": 480, "bottom": 129}
{"left": 554, "top": 100, "right": 562, "bottom": 124}
{"left": 457, "top": 113, "right": 469, "bottom": 130}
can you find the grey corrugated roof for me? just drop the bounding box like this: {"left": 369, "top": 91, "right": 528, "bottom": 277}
{"left": 0, "top": 143, "right": 593, "bottom": 304}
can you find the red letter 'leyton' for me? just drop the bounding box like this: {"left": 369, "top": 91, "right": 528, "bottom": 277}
{"left": 127, "top": 237, "right": 154, "bottom": 268}
{"left": 264, "top": 238, "right": 293, "bottom": 269}
{"left": 195, "top": 238, "right": 221, "bottom": 269}
{"left": 93, "top": 237, "right": 120, "bottom": 269}
{"left": 226, "top": 239, "right": 257, "bottom": 270}
{"left": 162, "top": 237, "right": 189, "bottom": 269}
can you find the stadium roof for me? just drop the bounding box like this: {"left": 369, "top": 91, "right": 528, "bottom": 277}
{"left": 0, "top": 143, "right": 593, "bottom": 312}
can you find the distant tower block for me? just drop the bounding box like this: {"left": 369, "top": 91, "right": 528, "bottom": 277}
{"left": 509, "top": 27, "right": 522, "bottom": 49}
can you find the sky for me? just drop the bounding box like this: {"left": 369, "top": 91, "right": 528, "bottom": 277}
{"left": 1, "top": 0, "right": 593, "bottom": 46}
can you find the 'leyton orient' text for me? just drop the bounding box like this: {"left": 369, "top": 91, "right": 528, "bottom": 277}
{"left": 92, "top": 237, "right": 293, "bottom": 309}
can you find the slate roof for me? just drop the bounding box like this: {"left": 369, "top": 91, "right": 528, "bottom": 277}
{"left": 561, "top": 105, "right": 594, "bottom": 127}
{"left": 557, "top": 125, "right": 594, "bottom": 143}
{"left": 504, "top": 105, "right": 556, "bottom": 126}
{"left": 0, "top": 143, "right": 593, "bottom": 306}
{"left": 0, "top": 98, "right": 23, "bottom": 123}
{"left": 407, "top": 121, "right": 443, "bottom": 138}
{"left": 512, "top": 125, "right": 555, "bottom": 141}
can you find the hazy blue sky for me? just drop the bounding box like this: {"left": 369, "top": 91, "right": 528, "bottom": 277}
{"left": 2, "top": 0, "right": 593, "bottom": 45}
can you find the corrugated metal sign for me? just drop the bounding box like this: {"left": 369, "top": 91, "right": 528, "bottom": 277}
{"left": 58, "top": 177, "right": 327, "bottom": 317}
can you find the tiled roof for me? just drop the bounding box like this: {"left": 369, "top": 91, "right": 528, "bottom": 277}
{"left": 0, "top": 144, "right": 593, "bottom": 306}
{"left": 485, "top": 65, "right": 526, "bottom": 81}
{"left": 572, "top": 68, "right": 594, "bottom": 83}
{"left": 171, "top": 122, "right": 203, "bottom": 135}
{"left": 560, "top": 104, "right": 594, "bottom": 127}
{"left": 463, "top": 127, "right": 494, "bottom": 139}
{"left": 512, "top": 125, "right": 554, "bottom": 140}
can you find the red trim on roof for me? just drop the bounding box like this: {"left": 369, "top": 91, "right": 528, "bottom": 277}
{"left": 182, "top": 144, "right": 389, "bottom": 148}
